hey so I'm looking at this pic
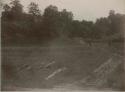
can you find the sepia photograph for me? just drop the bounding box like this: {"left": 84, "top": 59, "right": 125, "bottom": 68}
{"left": 1, "top": 0, "right": 125, "bottom": 91}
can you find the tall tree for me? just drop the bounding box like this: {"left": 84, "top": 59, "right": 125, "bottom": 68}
{"left": 28, "top": 2, "right": 41, "bottom": 16}
{"left": 10, "top": 0, "right": 23, "bottom": 14}
{"left": 8, "top": 0, "right": 24, "bottom": 20}
{"left": 42, "top": 5, "right": 59, "bottom": 38}
{"left": 3, "top": 4, "right": 11, "bottom": 12}
{"left": 57, "top": 9, "right": 73, "bottom": 37}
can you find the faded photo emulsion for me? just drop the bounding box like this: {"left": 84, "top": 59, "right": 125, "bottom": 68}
{"left": 1, "top": 0, "right": 125, "bottom": 91}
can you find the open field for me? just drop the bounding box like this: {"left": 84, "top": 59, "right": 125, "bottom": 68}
{"left": 1, "top": 39, "right": 124, "bottom": 91}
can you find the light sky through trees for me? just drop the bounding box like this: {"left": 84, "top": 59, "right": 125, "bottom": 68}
{"left": 2, "top": 0, "right": 125, "bottom": 21}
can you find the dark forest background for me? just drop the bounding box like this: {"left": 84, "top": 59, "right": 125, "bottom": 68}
{"left": 1, "top": 0, "right": 125, "bottom": 47}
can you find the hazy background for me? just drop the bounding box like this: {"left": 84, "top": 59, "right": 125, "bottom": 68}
{"left": 2, "top": 0, "right": 125, "bottom": 21}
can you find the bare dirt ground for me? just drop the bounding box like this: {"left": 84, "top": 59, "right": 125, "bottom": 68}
{"left": 1, "top": 39, "right": 124, "bottom": 91}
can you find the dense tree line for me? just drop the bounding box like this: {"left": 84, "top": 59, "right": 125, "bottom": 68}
{"left": 1, "top": 0, "right": 125, "bottom": 46}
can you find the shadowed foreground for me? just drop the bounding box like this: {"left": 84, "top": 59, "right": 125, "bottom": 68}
{"left": 1, "top": 38, "right": 124, "bottom": 91}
